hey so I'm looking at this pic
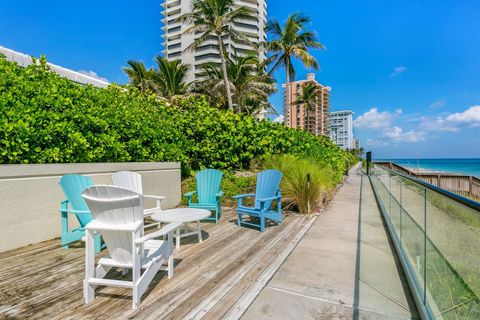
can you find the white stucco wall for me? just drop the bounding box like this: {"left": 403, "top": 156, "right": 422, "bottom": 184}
{"left": 0, "top": 162, "right": 181, "bottom": 252}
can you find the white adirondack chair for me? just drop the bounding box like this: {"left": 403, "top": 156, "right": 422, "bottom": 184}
{"left": 112, "top": 171, "right": 165, "bottom": 228}
{"left": 82, "top": 185, "right": 181, "bottom": 309}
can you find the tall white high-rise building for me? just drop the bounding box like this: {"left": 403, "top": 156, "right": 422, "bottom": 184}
{"left": 329, "top": 110, "right": 355, "bottom": 150}
{"left": 161, "top": 0, "right": 267, "bottom": 83}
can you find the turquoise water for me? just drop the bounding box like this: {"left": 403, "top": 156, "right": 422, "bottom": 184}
{"left": 375, "top": 158, "right": 480, "bottom": 178}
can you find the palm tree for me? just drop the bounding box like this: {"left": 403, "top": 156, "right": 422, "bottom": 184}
{"left": 182, "top": 0, "right": 254, "bottom": 111}
{"left": 266, "top": 13, "right": 324, "bottom": 120}
{"left": 123, "top": 60, "right": 155, "bottom": 93}
{"left": 295, "top": 83, "right": 319, "bottom": 133}
{"left": 194, "top": 53, "right": 276, "bottom": 114}
{"left": 153, "top": 56, "right": 190, "bottom": 100}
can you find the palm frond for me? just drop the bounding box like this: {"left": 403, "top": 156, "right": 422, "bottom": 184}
{"left": 152, "top": 56, "right": 190, "bottom": 99}
{"left": 122, "top": 60, "right": 155, "bottom": 93}
{"left": 265, "top": 12, "right": 324, "bottom": 81}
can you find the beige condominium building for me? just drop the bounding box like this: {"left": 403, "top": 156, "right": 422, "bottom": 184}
{"left": 283, "top": 73, "right": 331, "bottom": 136}
{"left": 161, "top": 0, "right": 267, "bottom": 83}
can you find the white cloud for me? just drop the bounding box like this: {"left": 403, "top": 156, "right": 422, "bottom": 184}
{"left": 78, "top": 70, "right": 109, "bottom": 82}
{"left": 401, "top": 130, "right": 426, "bottom": 142}
{"left": 364, "top": 126, "right": 425, "bottom": 147}
{"left": 446, "top": 106, "right": 480, "bottom": 126}
{"left": 418, "top": 105, "right": 480, "bottom": 133}
{"left": 429, "top": 98, "right": 447, "bottom": 109}
{"left": 354, "top": 108, "right": 402, "bottom": 129}
{"left": 389, "top": 66, "right": 407, "bottom": 78}
{"left": 382, "top": 126, "right": 403, "bottom": 139}
{"left": 357, "top": 106, "right": 480, "bottom": 149}
{"left": 366, "top": 139, "right": 388, "bottom": 147}
{"left": 382, "top": 126, "right": 426, "bottom": 143}
{"left": 419, "top": 116, "right": 459, "bottom": 132}
{"left": 272, "top": 115, "right": 284, "bottom": 123}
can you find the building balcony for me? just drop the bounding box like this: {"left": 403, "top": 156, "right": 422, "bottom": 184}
{"left": 161, "top": 0, "right": 181, "bottom": 9}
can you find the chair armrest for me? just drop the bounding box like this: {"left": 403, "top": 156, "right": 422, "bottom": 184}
{"left": 232, "top": 193, "right": 255, "bottom": 199}
{"left": 143, "top": 195, "right": 166, "bottom": 201}
{"left": 184, "top": 191, "right": 197, "bottom": 197}
{"left": 86, "top": 220, "right": 143, "bottom": 232}
{"left": 135, "top": 222, "right": 182, "bottom": 244}
{"left": 143, "top": 195, "right": 165, "bottom": 215}
{"left": 61, "top": 208, "right": 91, "bottom": 215}
{"left": 216, "top": 191, "right": 224, "bottom": 198}
{"left": 257, "top": 195, "right": 281, "bottom": 203}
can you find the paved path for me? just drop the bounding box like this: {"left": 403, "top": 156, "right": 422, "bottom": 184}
{"left": 242, "top": 166, "right": 419, "bottom": 319}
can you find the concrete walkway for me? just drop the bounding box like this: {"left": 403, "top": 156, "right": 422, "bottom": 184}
{"left": 241, "top": 166, "right": 419, "bottom": 319}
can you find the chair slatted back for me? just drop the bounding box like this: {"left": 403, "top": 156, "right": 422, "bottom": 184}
{"left": 59, "top": 174, "right": 94, "bottom": 226}
{"left": 82, "top": 185, "right": 144, "bottom": 265}
{"left": 196, "top": 169, "right": 222, "bottom": 204}
{"left": 112, "top": 171, "right": 143, "bottom": 194}
{"left": 255, "top": 170, "right": 283, "bottom": 210}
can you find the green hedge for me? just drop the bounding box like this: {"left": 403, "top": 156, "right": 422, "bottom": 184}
{"left": 0, "top": 55, "right": 353, "bottom": 183}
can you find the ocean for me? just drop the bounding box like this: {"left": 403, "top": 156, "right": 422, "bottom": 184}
{"left": 375, "top": 158, "right": 480, "bottom": 178}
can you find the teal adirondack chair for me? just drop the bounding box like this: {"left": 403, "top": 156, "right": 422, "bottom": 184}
{"left": 233, "top": 169, "right": 283, "bottom": 232}
{"left": 59, "top": 174, "right": 102, "bottom": 253}
{"left": 184, "top": 169, "right": 224, "bottom": 223}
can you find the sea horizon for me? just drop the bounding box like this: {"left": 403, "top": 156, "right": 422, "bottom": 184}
{"left": 374, "top": 158, "right": 480, "bottom": 178}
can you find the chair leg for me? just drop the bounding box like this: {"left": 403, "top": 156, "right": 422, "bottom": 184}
{"left": 133, "top": 288, "right": 140, "bottom": 310}
{"left": 132, "top": 230, "right": 141, "bottom": 310}
{"left": 167, "top": 255, "right": 174, "bottom": 279}
{"left": 237, "top": 212, "right": 243, "bottom": 226}
{"left": 175, "top": 227, "right": 181, "bottom": 250}
{"left": 84, "top": 229, "right": 95, "bottom": 304}
{"left": 61, "top": 211, "right": 70, "bottom": 249}
{"left": 196, "top": 220, "right": 202, "bottom": 243}
{"left": 94, "top": 234, "right": 102, "bottom": 253}
{"left": 260, "top": 217, "right": 266, "bottom": 232}
{"left": 84, "top": 279, "right": 94, "bottom": 304}
{"left": 216, "top": 205, "right": 221, "bottom": 223}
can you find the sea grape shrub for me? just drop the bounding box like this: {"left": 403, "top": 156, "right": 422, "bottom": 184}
{"left": 0, "top": 55, "right": 353, "bottom": 183}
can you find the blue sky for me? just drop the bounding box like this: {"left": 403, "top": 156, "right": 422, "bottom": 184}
{"left": 1, "top": 0, "right": 479, "bottom": 158}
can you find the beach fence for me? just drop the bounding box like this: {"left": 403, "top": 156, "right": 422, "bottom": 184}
{"left": 374, "top": 161, "right": 480, "bottom": 201}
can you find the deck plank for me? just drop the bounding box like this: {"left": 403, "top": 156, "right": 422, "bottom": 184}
{"left": 0, "top": 208, "right": 306, "bottom": 320}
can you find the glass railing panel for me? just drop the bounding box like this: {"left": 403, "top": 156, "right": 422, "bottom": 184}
{"left": 425, "top": 189, "right": 480, "bottom": 319}
{"left": 400, "top": 198, "right": 425, "bottom": 301}
{"left": 375, "top": 167, "right": 391, "bottom": 218}
{"left": 370, "top": 163, "right": 480, "bottom": 319}
{"left": 399, "top": 182, "right": 426, "bottom": 303}
{"left": 389, "top": 171, "right": 402, "bottom": 230}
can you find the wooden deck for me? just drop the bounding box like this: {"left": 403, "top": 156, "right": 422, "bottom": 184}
{"left": 0, "top": 209, "right": 314, "bottom": 320}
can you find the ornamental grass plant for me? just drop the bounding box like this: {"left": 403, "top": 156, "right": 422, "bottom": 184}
{"left": 264, "top": 155, "right": 334, "bottom": 214}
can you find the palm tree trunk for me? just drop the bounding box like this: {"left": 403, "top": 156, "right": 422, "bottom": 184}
{"left": 306, "top": 106, "right": 309, "bottom": 132}
{"left": 285, "top": 63, "right": 290, "bottom": 126}
{"left": 217, "top": 36, "right": 234, "bottom": 111}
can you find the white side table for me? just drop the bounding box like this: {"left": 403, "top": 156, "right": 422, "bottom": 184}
{"left": 151, "top": 208, "right": 211, "bottom": 249}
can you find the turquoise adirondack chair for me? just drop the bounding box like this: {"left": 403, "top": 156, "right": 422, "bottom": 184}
{"left": 59, "top": 174, "right": 102, "bottom": 253}
{"left": 233, "top": 169, "right": 283, "bottom": 232}
{"left": 184, "top": 169, "right": 224, "bottom": 223}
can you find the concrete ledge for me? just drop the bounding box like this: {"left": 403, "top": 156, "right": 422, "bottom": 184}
{"left": 0, "top": 162, "right": 181, "bottom": 252}
{"left": 0, "top": 162, "right": 180, "bottom": 178}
